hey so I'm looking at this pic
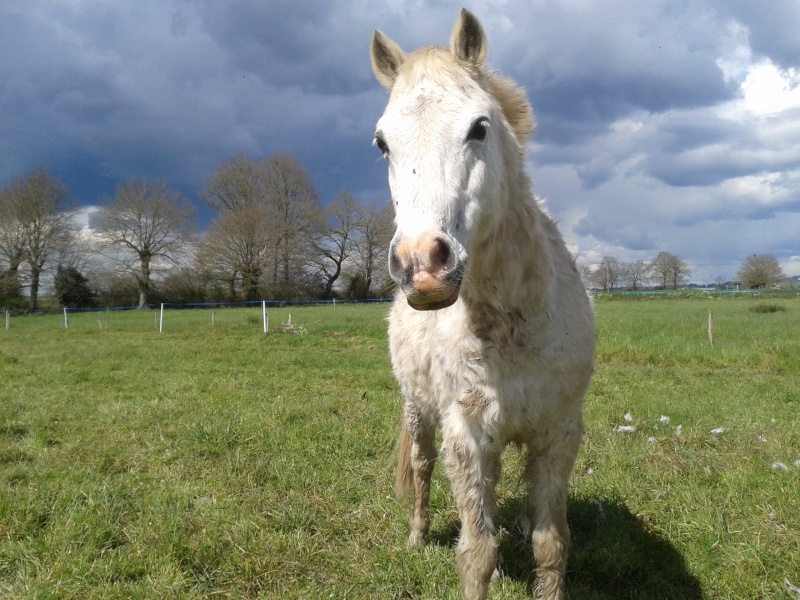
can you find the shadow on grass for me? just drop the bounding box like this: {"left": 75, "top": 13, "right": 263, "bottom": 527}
{"left": 428, "top": 494, "right": 703, "bottom": 599}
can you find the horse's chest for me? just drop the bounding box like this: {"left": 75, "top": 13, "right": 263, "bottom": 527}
{"left": 391, "top": 303, "right": 546, "bottom": 419}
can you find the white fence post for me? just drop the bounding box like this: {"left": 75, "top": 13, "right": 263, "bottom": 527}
{"left": 4, "top": 310, "right": 9, "bottom": 331}
{"left": 262, "top": 301, "right": 268, "bottom": 335}
{"left": 159, "top": 303, "right": 164, "bottom": 334}
{"left": 708, "top": 309, "right": 714, "bottom": 346}
{"left": 63, "top": 308, "right": 68, "bottom": 330}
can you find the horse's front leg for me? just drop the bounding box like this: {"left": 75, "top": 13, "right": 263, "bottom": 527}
{"left": 442, "top": 419, "right": 502, "bottom": 600}
{"left": 400, "top": 404, "right": 437, "bottom": 548}
{"left": 409, "top": 426, "right": 436, "bottom": 548}
{"left": 526, "top": 415, "right": 582, "bottom": 600}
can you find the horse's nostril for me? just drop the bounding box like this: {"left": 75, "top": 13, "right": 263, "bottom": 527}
{"left": 432, "top": 238, "right": 451, "bottom": 271}
{"left": 389, "top": 241, "right": 404, "bottom": 280}
{"left": 390, "top": 234, "right": 459, "bottom": 288}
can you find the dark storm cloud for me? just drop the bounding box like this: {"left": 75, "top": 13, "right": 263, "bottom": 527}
{"left": 712, "top": 0, "right": 800, "bottom": 69}
{"left": 197, "top": 1, "right": 374, "bottom": 95}
{"left": 638, "top": 107, "right": 800, "bottom": 188}
{"left": 649, "top": 113, "right": 733, "bottom": 155}
{"left": 643, "top": 145, "right": 800, "bottom": 189}
{"left": 1, "top": 0, "right": 799, "bottom": 281}
{"left": 489, "top": 0, "right": 738, "bottom": 146}
{"left": 0, "top": 1, "right": 394, "bottom": 208}
{"left": 527, "top": 47, "right": 734, "bottom": 137}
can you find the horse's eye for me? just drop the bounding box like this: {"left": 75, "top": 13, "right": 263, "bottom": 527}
{"left": 374, "top": 134, "right": 389, "bottom": 156}
{"left": 467, "top": 117, "right": 488, "bottom": 142}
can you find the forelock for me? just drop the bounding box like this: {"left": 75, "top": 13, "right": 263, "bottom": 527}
{"left": 391, "top": 46, "right": 535, "bottom": 145}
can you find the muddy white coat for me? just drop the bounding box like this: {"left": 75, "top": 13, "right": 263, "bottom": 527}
{"left": 371, "top": 10, "right": 595, "bottom": 600}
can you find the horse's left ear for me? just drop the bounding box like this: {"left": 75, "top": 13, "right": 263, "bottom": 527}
{"left": 450, "top": 8, "right": 487, "bottom": 66}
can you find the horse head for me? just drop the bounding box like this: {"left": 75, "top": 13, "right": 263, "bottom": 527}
{"left": 371, "top": 9, "right": 533, "bottom": 310}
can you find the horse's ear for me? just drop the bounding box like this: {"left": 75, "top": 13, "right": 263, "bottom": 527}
{"left": 371, "top": 30, "right": 406, "bottom": 90}
{"left": 450, "top": 8, "right": 487, "bottom": 66}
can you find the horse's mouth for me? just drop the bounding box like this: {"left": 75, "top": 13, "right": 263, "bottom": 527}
{"left": 406, "top": 287, "right": 460, "bottom": 311}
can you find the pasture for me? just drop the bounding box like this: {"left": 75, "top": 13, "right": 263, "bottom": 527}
{"left": 1, "top": 297, "right": 798, "bottom": 599}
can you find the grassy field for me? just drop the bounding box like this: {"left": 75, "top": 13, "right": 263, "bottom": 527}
{"left": 1, "top": 297, "right": 798, "bottom": 599}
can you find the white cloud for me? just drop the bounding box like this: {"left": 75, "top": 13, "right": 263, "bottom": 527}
{"left": 741, "top": 62, "right": 800, "bottom": 115}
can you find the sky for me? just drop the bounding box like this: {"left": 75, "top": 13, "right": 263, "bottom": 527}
{"left": 2, "top": 0, "right": 800, "bottom": 284}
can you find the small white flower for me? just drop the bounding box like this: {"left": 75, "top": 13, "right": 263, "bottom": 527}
{"left": 757, "top": 435, "right": 767, "bottom": 443}
{"left": 785, "top": 577, "right": 800, "bottom": 597}
{"left": 623, "top": 412, "right": 633, "bottom": 422}
{"left": 675, "top": 425, "right": 683, "bottom": 436}
{"left": 613, "top": 425, "right": 637, "bottom": 433}
{"left": 794, "top": 459, "right": 800, "bottom": 469}
{"left": 647, "top": 436, "right": 656, "bottom": 443}
{"left": 593, "top": 499, "right": 606, "bottom": 520}
{"left": 772, "top": 462, "right": 788, "bottom": 472}
{"left": 587, "top": 468, "right": 595, "bottom": 475}
{"left": 710, "top": 427, "right": 726, "bottom": 435}
{"left": 659, "top": 415, "right": 671, "bottom": 424}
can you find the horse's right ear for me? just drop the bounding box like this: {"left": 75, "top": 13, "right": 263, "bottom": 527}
{"left": 371, "top": 30, "right": 406, "bottom": 90}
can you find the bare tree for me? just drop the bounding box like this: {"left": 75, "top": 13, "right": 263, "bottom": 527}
{"left": 0, "top": 204, "right": 24, "bottom": 299}
{"left": 196, "top": 203, "right": 271, "bottom": 301}
{"left": 94, "top": 181, "right": 195, "bottom": 307}
{"left": 591, "top": 256, "right": 623, "bottom": 292}
{"left": 352, "top": 201, "right": 394, "bottom": 296}
{"left": 262, "top": 153, "right": 323, "bottom": 288}
{"left": 201, "top": 153, "right": 324, "bottom": 298}
{"left": 0, "top": 168, "right": 76, "bottom": 310}
{"left": 312, "top": 191, "right": 360, "bottom": 298}
{"left": 577, "top": 262, "right": 593, "bottom": 291}
{"left": 202, "top": 153, "right": 323, "bottom": 298}
{"left": 622, "top": 260, "right": 650, "bottom": 291}
{"left": 201, "top": 154, "right": 265, "bottom": 213}
{"left": 201, "top": 155, "right": 269, "bottom": 298}
{"left": 737, "top": 254, "right": 785, "bottom": 289}
{"left": 0, "top": 197, "right": 25, "bottom": 307}
{"left": 650, "top": 251, "right": 691, "bottom": 290}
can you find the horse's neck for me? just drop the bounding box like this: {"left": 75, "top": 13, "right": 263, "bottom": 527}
{"left": 465, "top": 175, "right": 553, "bottom": 315}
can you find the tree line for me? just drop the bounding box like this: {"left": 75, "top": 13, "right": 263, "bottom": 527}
{"left": 1, "top": 158, "right": 790, "bottom": 310}
{"left": 0, "top": 154, "right": 395, "bottom": 311}
{"left": 585, "top": 252, "right": 787, "bottom": 292}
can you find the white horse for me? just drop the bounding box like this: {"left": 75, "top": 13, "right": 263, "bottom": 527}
{"left": 371, "top": 9, "right": 595, "bottom": 600}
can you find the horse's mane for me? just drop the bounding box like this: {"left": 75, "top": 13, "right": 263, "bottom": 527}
{"left": 484, "top": 72, "right": 536, "bottom": 145}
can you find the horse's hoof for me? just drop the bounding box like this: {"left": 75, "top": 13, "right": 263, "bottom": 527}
{"left": 407, "top": 532, "right": 427, "bottom": 549}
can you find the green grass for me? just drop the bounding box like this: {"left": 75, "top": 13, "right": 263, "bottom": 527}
{"left": 1, "top": 299, "right": 798, "bottom": 599}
